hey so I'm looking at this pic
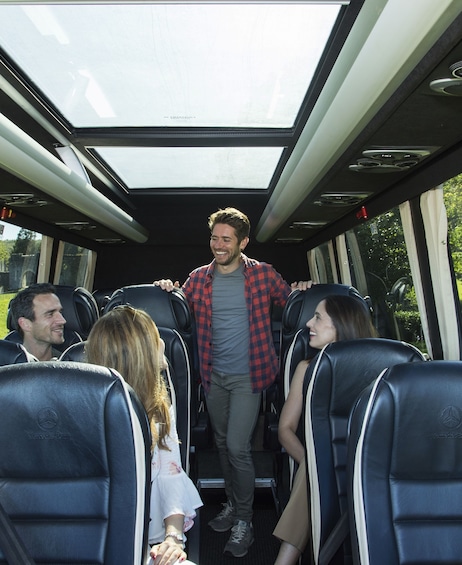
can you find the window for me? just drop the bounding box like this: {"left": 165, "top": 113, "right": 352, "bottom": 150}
{"left": 346, "top": 209, "right": 425, "bottom": 352}
{"left": 443, "top": 173, "right": 462, "bottom": 314}
{"left": 0, "top": 225, "right": 42, "bottom": 338}
{"left": 0, "top": 2, "right": 342, "bottom": 192}
{"left": 55, "top": 242, "right": 94, "bottom": 288}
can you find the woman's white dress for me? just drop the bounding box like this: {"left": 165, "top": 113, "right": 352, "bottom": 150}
{"left": 148, "top": 405, "right": 203, "bottom": 544}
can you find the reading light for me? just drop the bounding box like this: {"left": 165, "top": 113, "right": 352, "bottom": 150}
{"left": 290, "top": 220, "right": 328, "bottom": 229}
{"left": 0, "top": 193, "right": 48, "bottom": 207}
{"left": 314, "top": 192, "right": 371, "bottom": 206}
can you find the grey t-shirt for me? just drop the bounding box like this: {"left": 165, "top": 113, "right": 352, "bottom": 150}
{"left": 212, "top": 264, "right": 250, "bottom": 375}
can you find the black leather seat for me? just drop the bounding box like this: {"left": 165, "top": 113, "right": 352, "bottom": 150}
{"left": 59, "top": 330, "right": 192, "bottom": 475}
{"left": 92, "top": 288, "right": 115, "bottom": 314}
{"left": 280, "top": 284, "right": 367, "bottom": 379}
{"left": 104, "top": 284, "right": 196, "bottom": 363}
{"left": 265, "top": 284, "right": 368, "bottom": 485}
{"left": 52, "top": 285, "right": 99, "bottom": 339}
{"left": 59, "top": 340, "right": 87, "bottom": 362}
{"left": 104, "top": 284, "right": 203, "bottom": 473}
{"left": 347, "top": 360, "right": 462, "bottom": 565}
{"left": 0, "top": 339, "right": 37, "bottom": 365}
{"left": 159, "top": 327, "right": 192, "bottom": 474}
{"left": 303, "top": 339, "right": 425, "bottom": 565}
{"left": 0, "top": 361, "right": 151, "bottom": 564}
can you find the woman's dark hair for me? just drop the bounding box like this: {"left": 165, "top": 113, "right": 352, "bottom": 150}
{"left": 324, "top": 294, "right": 378, "bottom": 341}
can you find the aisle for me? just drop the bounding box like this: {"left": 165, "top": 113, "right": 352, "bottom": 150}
{"left": 199, "top": 489, "right": 280, "bottom": 565}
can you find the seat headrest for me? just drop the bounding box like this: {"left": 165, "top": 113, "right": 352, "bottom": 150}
{"left": 104, "top": 284, "right": 193, "bottom": 334}
{"left": 281, "top": 283, "right": 368, "bottom": 362}
{"left": 282, "top": 284, "right": 367, "bottom": 335}
{"left": 0, "top": 339, "right": 37, "bottom": 365}
{"left": 53, "top": 285, "right": 99, "bottom": 338}
{"left": 306, "top": 338, "right": 425, "bottom": 415}
{"left": 59, "top": 341, "right": 87, "bottom": 362}
{"left": 7, "top": 285, "right": 99, "bottom": 339}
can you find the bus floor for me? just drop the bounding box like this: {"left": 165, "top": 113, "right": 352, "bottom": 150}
{"left": 198, "top": 486, "right": 281, "bottom": 564}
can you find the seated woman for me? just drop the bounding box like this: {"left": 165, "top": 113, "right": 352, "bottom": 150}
{"left": 86, "top": 305, "right": 203, "bottom": 565}
{"left": 273, "top": 294, "right": 377, "bottom": 565}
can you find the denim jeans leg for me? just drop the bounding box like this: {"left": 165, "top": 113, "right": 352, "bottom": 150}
{"left": 206, "top": 371, "right": 261, "bottom": 523}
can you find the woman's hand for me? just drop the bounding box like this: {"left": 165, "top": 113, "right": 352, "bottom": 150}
{"left": 149, "top": 537, "right": 186, "bottom": 564}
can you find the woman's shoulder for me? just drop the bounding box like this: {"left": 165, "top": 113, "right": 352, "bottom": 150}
{"left": 295, "top": 358, "right": 310, "bottom": 371}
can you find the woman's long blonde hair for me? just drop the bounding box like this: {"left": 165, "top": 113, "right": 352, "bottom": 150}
{"left": 86, "top": 305, "right": 171, "bottom": 449}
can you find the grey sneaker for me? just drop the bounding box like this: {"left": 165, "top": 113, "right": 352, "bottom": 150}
{"left": 224, "top": 520, "right": 254, "bottom": 558}
{"left": 208, "top": 500, "right": 235, "bottom": 532}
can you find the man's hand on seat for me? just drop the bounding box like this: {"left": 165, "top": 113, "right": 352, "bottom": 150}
{"left": 290, "top": 280, "right": 315, "bottom": 291}
{"left": 153, "top": 279, "right": 180, "bottom": 292}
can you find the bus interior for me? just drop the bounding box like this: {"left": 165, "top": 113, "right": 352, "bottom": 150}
{"left": 1, "top": 0, "right": 462, "bottom": 563}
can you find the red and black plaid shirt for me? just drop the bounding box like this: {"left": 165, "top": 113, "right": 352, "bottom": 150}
{"left": 182, "top": 254, "right": 292, "bottom": 393}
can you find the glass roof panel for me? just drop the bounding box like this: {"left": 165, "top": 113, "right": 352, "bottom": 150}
{"left": 0, "top": 3, "right": 341, "bottom": 128}
{"left": 94, "top": 146, "right": 285, "bottom": 189}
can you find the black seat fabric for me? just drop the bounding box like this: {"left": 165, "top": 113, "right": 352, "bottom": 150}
{"left": 0, "top": 361, "right": 151, "bottom": 565}
{"left": 159, "top": 327, "right": 192, "bottom": 474}
{"left": 92, "top": 288, "right": 115, "bottom": 314}
{"left": 59, "top": 340, "right": 87, "bottom": 362}
{"left": 0, "top": 339, "right": 37, "bottom": 365}
{"left": 59, "top": 330, "right": 192, "bottom": 474}
{"left": 303, "top": 338, "right": 425, "bottom": 565}
{"left": 347, "top": 361, "right": 462, "bottom": 565}
{"left": 52, "top": 285, "right": 99, "bottom": 339}
{"left": 265, "top": 284, "right": 368, "bottom": 455}
{"left": 105, "top": 284, "right": 208, "bottom": 463}
{"left": 104, "top": 284, "right": 195, "bottom": 360}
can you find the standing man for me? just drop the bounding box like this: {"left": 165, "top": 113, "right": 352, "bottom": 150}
{"left": 155, "top": 207, "right": 311, "bottom": 558}
{"left": 9, "top": 283, "right": 67, "bottom": 361}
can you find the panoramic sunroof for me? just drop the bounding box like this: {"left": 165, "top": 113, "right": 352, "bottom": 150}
{"left": 95, "top": 146, "right": 285, "bottom": 190}
{"left": 0, "top": 1, "right": 343, "bottom": 190}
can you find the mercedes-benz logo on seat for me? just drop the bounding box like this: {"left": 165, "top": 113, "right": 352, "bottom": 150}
{"left": 37, "top": 407, "right": 59, "bottom": 431}
{"left": 440, "top": 406, "right": 462, "bottom": 429}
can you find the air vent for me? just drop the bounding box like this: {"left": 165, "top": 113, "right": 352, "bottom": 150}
{"left": 430, "top": 62, "right": 462, "bottom": 96}
{"left": 95, "top": 238, "right": 125, "bottom": 244}
{"left": 314, "top": 192, "right": 371, "bottom": 207}
{"left": 449, "top": 61, "right": 462, "bottom": 78}
{"left": 0, "top": 193, "right": 48, "bottom": 207}
{"left": 55, "top": 221, "right": 96, "bottom": 231}
{"left": 349, "top": 147, "right": 436, "bottom": 173}
{"left": 429, "top": 77, "right": 462, "bottom": 96}
{"left": 275, "top": 237, "right": 304, "bottom": 244}
{"left": 362, "top": 149, "right": 431, "bottom": 161}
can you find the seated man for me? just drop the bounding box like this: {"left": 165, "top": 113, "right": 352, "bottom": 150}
{"left": 9, "top": 283, "right": 67, "bottom": 361}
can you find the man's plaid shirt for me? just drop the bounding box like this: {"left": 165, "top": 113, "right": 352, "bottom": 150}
{"left": 182, "top": 254, "right": 292, "bottom": 393}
